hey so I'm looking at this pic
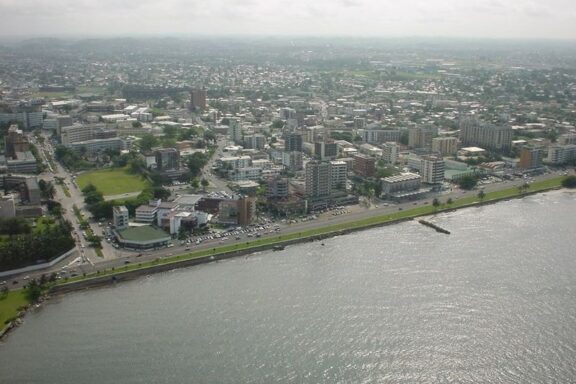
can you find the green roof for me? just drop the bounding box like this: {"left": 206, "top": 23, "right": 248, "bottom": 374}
{"left": 117, "top": 226, "right": 170, "bottom": 242}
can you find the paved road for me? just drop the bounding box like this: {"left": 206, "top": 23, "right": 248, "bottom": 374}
{"left": 5, "top": 137, "right": 572, "bottom": 289}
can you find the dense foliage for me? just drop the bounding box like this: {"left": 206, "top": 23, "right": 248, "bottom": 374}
{"left": 458, "top": 175, "right": 478, "bottom": 190}
{"left": 0, "top": 218, "right": 75, "bottom": 272}
{"left": 561, "top": 175, "right": 576, "bottom": 188}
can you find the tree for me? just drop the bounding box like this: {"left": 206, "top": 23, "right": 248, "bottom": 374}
{"left": 152, "top": 187, "right": 171, "bottom": 200}
{"left": 562, "top": 175, "right": 576, "bottom": 188}
{"left": 139, "top": 134, "right": 158, "bottom": 151}
{"left": 203, "top": 130, "right": 216, "bottom": 144}
{"left": 477, "top": 190, "right": 486, "bottom": 200}
{"left": 132, "top": 121, "right": 143, "bottom": 128}
{"left": 190, "top": 178, "right": 200, "bottom": 190}
{"left": 201, "top": 178, "right": 209, "bottom": 191}
{"left": 432, "top": 198, "right": 441, "bottom": 210}
{"left": 270, "top": 120, "right": 284, "bottom": 129}
{"left": 446, "top": 197, "right": 453, "bottom": 206}
{"left": 187, "top": 152, "right": 208, "bottom": 178}
{"left": 458, "top": 175, "right": 478, "bottom": 190}
{"left": 38, "top": 179, "right": 55, "bottom": 200}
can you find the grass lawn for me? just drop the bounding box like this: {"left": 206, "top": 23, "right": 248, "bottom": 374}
{"left": 76, "top": 168, "right": 150, "bottom": 196}
{"left": 0, "top": 290, "right": 28, "bottom": 329}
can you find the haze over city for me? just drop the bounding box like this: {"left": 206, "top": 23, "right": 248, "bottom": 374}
{"left": 1, "top": 0, "right": 575, "bottom": 39}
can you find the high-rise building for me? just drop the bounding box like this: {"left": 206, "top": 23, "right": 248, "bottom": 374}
{"left": 459, "top": 118, "right": 512, "bottom": 151}
{"left": 408, "top": 126, "right": 436, "bottom": 149}
{"left": 238, "top": 196, "right": 256, "bottom": 225}
{"left": 113, "top": 206, "right": 129, "bottom": 230}
{"left": 353, "top": 153, "right": 375, "bottom": 177}
{"left": 360, "top": 129, "right": 401, "bottom": 144}
{"left": 546, "top": 144, "right": 576, "bottom": 165}
{"left": 421, "top": 155, "right": 445, "bottom": 185}
{"left": 305, "top": 161, "right": 331, "bottom": 198}
{"left": 282, "top": 151, "right": 303, "bottom": 171}
{"left": 228, "top": 118, "right": 242, "bottom": 143}
{"left": 155, "top": 148, "right": 180, "bottom": 170}
{"left": 330, "top": 160, "right": 348, "bottom": 191}
{"left": 382, "top": 142, "right": 399, "bottom": 164}
{"left": 243, "top": 134, "right": 266, "bottom": 150}
{"left": 0, "top": 102, "right": 43, "bottom": 130}
{"left": 4, "top": 125, "right": 29, "bottom": 158}
{"left": 432, "top": 137, "right": 458, "bottom": 156}
{"left": 190, "top": 88, "right": 207, "bottom": 110}
{"left": 518, "top": 146, "right": 542, "bottom": 169}
{"left": 315, "top": 140, "right": 338, "bottom": 160}
{"left": 284, "top": 132, "right": 303, "bottom": 152}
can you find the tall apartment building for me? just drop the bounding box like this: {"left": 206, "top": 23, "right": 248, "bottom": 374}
{"left": 282, "top": 151, "right": 303, "bottom": 171}
{"left": 243, "top": 134, "right": 266, "bottom": 150}
{"left": 518, "top": 146, "right": 542, "bottom": 169}
{"left": 360, "top": 129, "right": 401, "bottom": 144}
{"left": 421, "top": 155, "right": 445, "bottom": 185}
{"left": 155, "top": 148, "right": 180, "bottom": 170}
{"left": 408, "top": 126, "right": 436, "bottom": 149}
{"left": 432, "top": 137, "right": 458, "bottom": 156}
{"left": 382, "top": 142, "right": 399, "bottom": 164}
{"left": 4, "top": 125, "right": 29, "bottom": 157}
{"left": 0, "top": 103, "right": 43, "bottom": 130}
{"left": 459, "top": 118, "right": 512, "bottom": 151}
{"left": 284, "top": 132, "right": 303, "bottom": 152}
{"left": 305, "top": 161, "right": 331, "bottom": 198}
{"left": 228, "top": 118, "right": 242, "bottom": 143}
{"left": 546, "top": 144, "right": 576, "bottom": 165}
{"left": 190, "top": 88, "right": 207, "bottom": 110}
{"left": 353, "top": 153, "right": 375, "bottom": 177}
{"left": 330, "top": 160, "right": 348, "bottom": 191}
{"left": 315, "top": 141, "right": 338, "bottom": 160}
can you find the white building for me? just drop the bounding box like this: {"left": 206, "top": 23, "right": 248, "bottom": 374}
{"left": 330, "top": 160, "right": 348, "bottom": 191}
{"left": 381, "top": 173, "right": 421, "bottom": 195}
{"left": 421, "top": 155, "right": 445, "bottom": 185}
{"left": 113, "top": 206, "right": 129, "bottom": 230}
{"left": 382, "top": 142, "right": 398, "bottom": 164}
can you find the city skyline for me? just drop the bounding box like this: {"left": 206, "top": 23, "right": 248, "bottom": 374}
{"left": 0, "top": 0, "right": 575, "bottom": 40}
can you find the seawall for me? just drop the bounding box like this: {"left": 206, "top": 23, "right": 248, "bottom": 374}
{"left": 50, "top": 185, "right": 564, "bottom": 295}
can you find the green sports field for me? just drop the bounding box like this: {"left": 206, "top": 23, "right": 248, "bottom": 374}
{"left": 76, "top": 168, "right": 150, "bottom": 196}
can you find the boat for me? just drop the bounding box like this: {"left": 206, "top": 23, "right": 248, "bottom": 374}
{"left": 272, "top": 245, "right": 285, "bottom": 251}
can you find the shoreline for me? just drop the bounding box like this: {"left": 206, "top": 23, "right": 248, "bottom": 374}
{"left": 50, "top": 183, "right": 564, "bottom": 294}
{"left": 0, "top": 181, "right": 567, "bottom": 340}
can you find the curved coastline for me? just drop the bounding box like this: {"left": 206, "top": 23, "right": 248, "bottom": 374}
{"left": 50, "top": 183, "right": 564, "bottom": 294}
{"left": 0, "top": 180, "right": 567, "bottom": 340}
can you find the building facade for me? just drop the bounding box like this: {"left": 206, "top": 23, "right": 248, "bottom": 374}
{"left": 421, "top": 155, "right": 445, "bottom": 185}
{"left": 432, "top": 137, "right": 458, "bottom": 156}
{"left": 305, "top": 161, "right": 331, "bottom": 198}
{"left": 353, "top": 153, "right": 375, "bottom": 177}
{"left": 459, "top": 118, "right": 512, "bottom": 151}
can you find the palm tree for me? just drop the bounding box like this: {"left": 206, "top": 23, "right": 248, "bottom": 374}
{"left": 478, "top": 189, "right": 486, "bottom": 201}
{"left": 432, "top": 198, "right": 441, "bottom": 210}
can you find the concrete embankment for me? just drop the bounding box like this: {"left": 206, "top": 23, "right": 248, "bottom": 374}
{"left": 51, "top": 184, "right": 565, "bottom": 295}
{"left": 418, "top": 219, "right": 450, "bottom": 234}
{"left": 51, "top": 217, "right": 416, "bottom": 294}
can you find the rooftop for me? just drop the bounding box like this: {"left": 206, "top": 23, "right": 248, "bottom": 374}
{"left": 117, "top": 225, "right": 170, "bottom": 242}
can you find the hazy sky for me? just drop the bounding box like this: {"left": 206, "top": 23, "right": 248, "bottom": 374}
{"left": 0, "top": 0, "right": 574, "bottom": 39}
